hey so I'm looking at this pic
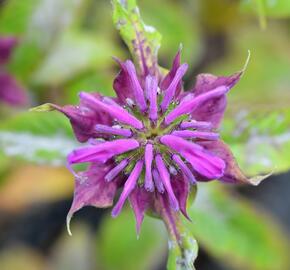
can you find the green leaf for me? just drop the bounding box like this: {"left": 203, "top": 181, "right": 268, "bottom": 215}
{"left": 139, "top": 0, "right": 199, "bottom": 62}
{"left": 112, "top": 0, "right": 162, "bottom": 76}
{"left": 189, "top": 183, "right": 290, "bottom": 270}
{"left": 5, "top": 0, "right": 88, "bottom": 80}
{"left": 0, "top": 0, "right": 39, "bottom": 34}
{"left": 0, "top": 112, "right": 77, "bottom": 165}
{"left": 96, "top": 209, "right": 167, "bottom": 270}
{"left": 222, "top": 109, "right": 290, "bottom": 176}
{"left": 241, "top": 0, "right": 290, "bottom": 18}
{"left": 208, "top": 25, "right": 290, "bottom": 111}
{"left": 32, "top": 30, "right": 119, "bottom": 86}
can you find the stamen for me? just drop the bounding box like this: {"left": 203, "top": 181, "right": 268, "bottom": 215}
{"left": 125, "top": 60, "right": 147, "bottom": 112}
{"left": 155, "top": 154, "right": 179, "bottom": 211}
{"left": 164, "top": 85, "right": 229, "bottom": 125}
{"left": 180, "top": 120, "right": 213, "bottom": 130}
{"left": 171, "top": 130, "right": 219, "bottom": 140}
{"left": 172, "top": 154, "right": 196, "bottom": 184}
{"left": 144, "top": 144, "right": 154, "bottom": 191}
{"left": 126, "top": 98, "right": 135, "bottom": 107}
{"left": 145, "top": 75, "right": 158, "bottom": 121}
{"left": 79, "top": 92, "right": 143, "bottom": 129}
{"left": 152, "top": 169, "right": 165, "bottom": 193}
{"left": 112, "top": 160, "right": 144, "bottom": 217}
{"left": 105, "top": 159, "right": 129, "bottom": 182}
{"left": 95, "top": 124, "right": 132, "bottom": 137}
{"left": 160, "top": 63, "right": 188, "bottom": 112}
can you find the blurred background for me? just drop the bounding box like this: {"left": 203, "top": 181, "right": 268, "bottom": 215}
{"left": 0, "top": 0, "right": 290, "bottom": 269}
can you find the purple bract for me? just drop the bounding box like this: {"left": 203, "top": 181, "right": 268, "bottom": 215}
{"left": 51, "top": 50, "right": 264, "bottom": 234}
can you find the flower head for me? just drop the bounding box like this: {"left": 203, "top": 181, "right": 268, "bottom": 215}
{"left": 0, "top": 36, "right": 28, "bottom": 107}
{"left": 50, "top": 50, "right": 265, "bottom": 234}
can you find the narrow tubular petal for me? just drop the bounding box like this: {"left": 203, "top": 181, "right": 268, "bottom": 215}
{"left": 171, "top": 130, "right": 219, "bottom": 140}
{"left": 164, "top": 85, "right": 229, "bottom": 125}
{"left": 105, "top": 159, "right": 129, "bottom": 182}
{"left": 152, "top": 169, "right": 165, "bottom": 193}
{"left": 95, "top": 124, "right": 132, "bottom": 137}
{"left": 144, "top": 144, "right": 154, "bottom": 191}
{"left": 125, "top": 60, "right": 147, "bottom": 112}
{"left": 155, "top": 154, "right": 179, "bottom": 211}
{"left": 160, "top": 135, "right": 225, "bottom": 179}
{"left": 112, "top": 160, "right": 144, "bottom": 217}
{"left": 180, "top": 120, "right": 213, "bottom": 130}
{"left": 102, "top": 97, "right": 120, "bottom": 106}
{"left": 160, "top": 63, "right": 188, "bottom": 112}
{"left": 79, "top": 92, "right": 143, "bottom": 129}
{"left": 68, "top": 139, "right": 139, "bottom": 165}
{"left": 172, "top": 154, "right": 196, "bottom": 184}
{"left": 145, "top": 75, "right": 158, "bottom": 121}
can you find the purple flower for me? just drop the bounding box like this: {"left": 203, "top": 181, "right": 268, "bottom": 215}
{"left": 0, "top": 36, "right": 28, "bottom": 107}
{"left": 51, "top": 50, "right": 266, "bottom": 234}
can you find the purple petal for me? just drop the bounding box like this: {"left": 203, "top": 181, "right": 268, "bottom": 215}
{"left": 180, "top": 120, "right": 213, "bottom": 130}
{"left": 165, "top": 85, "right": 229, "bottom": 125}
{"left": 79, "top": 92, "right": 143, "bottom": 129}
{"left": 112, "top": 160, "right": 144, "bottom": 217}
{"left": 144, "top": 144, "right": 154, "bottom": 191}
{"left": 105, "top": 159, "right": 129, "bottom": 182}
{"left": 155, "top": 154, "right": 179, "bottom": 211}
{"left": 113, "top": 58, "right": 135, "bottom": 104}
{"left": 160, "top": 135, "right": 225, "bottom": 179}
{"left": 172, "top": 154, "right": 196, "bottom": 184}
{"left": 201, "top": 140, "right": 269, "bottom": 185}
{"left": 95, "top": 124, "right": 132, "bottom": 137}
{"left": 152, "top": 169, "right": 165, "bottom": 193}
{"left": 67, "top": 163, "right": 119, "bottom": 235}
{"left": 171, "top": 174, "right": 190, "bottom": 219}
{"left": 0, "top": 72, "right": 28, "bottom": 106}
{"left": 0, "top": 36, "right": 18, "bottom": 65}
{"left": 124, "top": 60, "right": 147, "bottom": 112}
{"left": 52, "top": 104, "right": 107, "bottom": 143}
{"left": 171, "top": 130, "right": 219, "bottom": 140}
{"left": 160, "top": 49, "right": 182, "bottom": 96}
{"left": 145, "top": 75, "right": 158, "bottom": 121}
{"left": 68, "top": 139, "right": 139, "bottom": 164}
{"left": 160, "top": 63, "right": 188, "bottom": 112}
{"left": 189, "top": 72, "right": 242, "bottom": 128}
{"left": 129, "top": 187, "right": 153, "bottom": 235}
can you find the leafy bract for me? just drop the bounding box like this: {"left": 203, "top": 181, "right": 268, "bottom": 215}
{"left": 112, "top": 0, "right": 161, "bottom": 76}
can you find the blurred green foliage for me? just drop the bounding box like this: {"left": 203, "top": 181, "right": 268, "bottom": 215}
{"left": 0, "top": 0, "right": 290, "bottom": 270}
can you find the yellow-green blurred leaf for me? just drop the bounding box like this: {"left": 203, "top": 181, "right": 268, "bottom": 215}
{"left": 189, "top": 183, "right": 290, "bottom": 270}
{"left": 0, "top": 165, "right": 73, "bottom": 211}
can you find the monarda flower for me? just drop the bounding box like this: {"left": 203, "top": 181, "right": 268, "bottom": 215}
{"left": 0, "top": 36, "right": 28, "bottom": 107}
{"left": 40, "top": 50, "right": 265, "bottom": 235}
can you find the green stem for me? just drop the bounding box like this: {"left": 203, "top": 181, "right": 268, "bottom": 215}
{"left": 156, "top": 195, "right": 198, "bottom": 270}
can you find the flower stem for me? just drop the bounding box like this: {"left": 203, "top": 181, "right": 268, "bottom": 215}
{"left": 155, "top": 194, "right": 198, "bottom": 270}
